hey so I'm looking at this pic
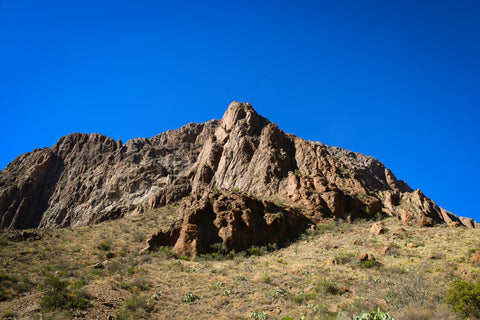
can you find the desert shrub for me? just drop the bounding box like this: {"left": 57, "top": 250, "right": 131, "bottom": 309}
{"left": 445, "top": 279, "right": 480, "bottom": 319}
{"left": 125, "top": 295, "right": 153, "bottom": 311}
{"left": 131, "top": 231, "right": 145, "bottom": 243}
{"left": 394, "top": 303, "right": 459, "bottom": 320}
{"left": 291, "top": 291, "right": 316, "bottom": 304}
{"left": 0, "top": 274, "right": 31, "bottom": 301}
{"left": 261, "top": 274, "right": 273, "bottom": 284}
{"left": 247, "top": 243, "right": 278, "bottom": 256}
{"left": 39, "top": 274, "right": 89, "bottom": 312}
{"left": 200, "top": 242, "right": 278, "bottom": 260}
{"left": 353, "top": 308, "right": 396, "bottom": 320}
{"left": 107, "top": 259, "right": 128, "bottom": 274}
{"left": 268, "top": 287, "right": 290, "bottom": 300}
{"left": 315, "top": 280, "right": 342, "bottom": 295}
{"left": 158, "top": 246, "right": 176, "bottom": 258}
{"left": 116, "top": 294, "right": 154, "bottom": 320}
{"left": 315, "top": 220, "right": 338, "bottom": 234}
{"left": 375, "top": 212, "right": 386, "bottom": 221}
{"left": 0, "top": 274, "right": 17, "bottom": 301}
{"left": 385, "top": 270, "right": 429, "bottom": 308}
{"left": 182, "top": 292, "right": 200, "bottom": 303}
{"left": 249, "top": 310, "right": 267, "bottom": 319}
{"left": 97, "top": 241, "right": 111, "bottom": 251}
{"left": 1, "top": 310, "right": 16, "bottom": 319}
{"left": 199, "top": 243, "right": 235, "bottom": 260}
{"left": 360, "top": 258, "right": 380, "bottom": 269}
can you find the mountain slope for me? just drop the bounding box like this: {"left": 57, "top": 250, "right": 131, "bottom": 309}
{"left": 0, "top": 102, "right": 476, "bottom": 230}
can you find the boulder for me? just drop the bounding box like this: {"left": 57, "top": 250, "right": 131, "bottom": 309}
{"left": 370, "top": 221, "right": 385, "bottom": 235}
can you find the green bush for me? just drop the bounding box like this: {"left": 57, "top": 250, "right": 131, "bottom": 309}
{"left": 200, "top": 243, "right": 235, "bottom": 260}
{"left": 116, "top": 294, "right": 154, "bottom": 320}
{"left": 125, "top": 295, "right": 153, "bottom": 312}
{"left": 97, "top": 241, "right": 111, "bottom": 251}
{"left": 247, "top": 243, "right": 278, "bottom": 256}
{"left": 315, "top": 221, "right": 338, "bottom": 234}
{"left": 315, "top": 280, "right": 342, "bottom": 295}
{"left": 249, "top": 311, "right": 267, "bottom": 320}
{"left": 353, "top": 308, "right": 396, "bottom": 320}
{"left": 39, "top": 274, "right": 89, "bottom": 312}
{"left": 360, "top": 258, "right": 380, "bottom": 269}
{"left": 182, "top": 292, "right": 200, "bottom": 303}
{"left": 445, "top": 279, "right": 480, "bottom": 319}
{"left": 200, "top": 242, "right": 278, "bottom": 261}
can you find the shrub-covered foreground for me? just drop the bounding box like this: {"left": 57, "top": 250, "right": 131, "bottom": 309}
{"left": 0, "top": 208, "right": 479, "bottom": 319}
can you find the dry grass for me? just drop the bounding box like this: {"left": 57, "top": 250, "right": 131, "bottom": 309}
{"left": 0, "top": 209, "right": 479, "bottom": 319}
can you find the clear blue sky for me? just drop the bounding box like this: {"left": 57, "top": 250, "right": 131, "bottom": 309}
{"left": 1, "top": 1, "right": 479, "bottom": 221}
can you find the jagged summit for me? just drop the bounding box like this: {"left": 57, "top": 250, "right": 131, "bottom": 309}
{"left": 0, "top": 102, "right": 477, "bottom": 234}
{"left": 218, "top": 101, "right": 269, "bottom": 135}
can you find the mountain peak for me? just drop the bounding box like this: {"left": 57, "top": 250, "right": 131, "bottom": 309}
{"left": 0, "top": 102, "right": 477, "bottom": 232}
{"left": 218, "top": 101, "right": 269, "bottom": 138}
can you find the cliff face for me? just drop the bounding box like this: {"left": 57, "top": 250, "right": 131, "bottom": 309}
{"left": 0, "top": 102, "right": 477, "bottom": 230}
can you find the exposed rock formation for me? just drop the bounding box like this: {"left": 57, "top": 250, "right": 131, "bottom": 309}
{"left": 0, "top": 121, "right": 218, "bottom": 228}
{"left": 142, "top": 192, "right": 312, "bottom": 257}
{"left": 370, "top": 221, "right": 385, "bottom": 235}
{"left": 0, "top": 101, "right": 476, "bottom": 231}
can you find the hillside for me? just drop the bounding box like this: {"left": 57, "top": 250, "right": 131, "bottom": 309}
{"left": 0, "top": 204, "right": 479, "bottom": 319}
{"left": 1, "top": 102, "right": 479, "bottom": 319}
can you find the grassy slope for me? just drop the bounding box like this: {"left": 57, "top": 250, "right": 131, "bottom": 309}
{"left": 0, "top": 205, "right": 479, "bottom": 320}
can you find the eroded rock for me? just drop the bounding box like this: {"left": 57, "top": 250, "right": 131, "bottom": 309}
{"left": 142, "top": 192, "right": 313, "bottom": 257}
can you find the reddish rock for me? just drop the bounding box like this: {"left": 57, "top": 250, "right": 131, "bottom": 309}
{"left": 358, "top": 253, "right": 375, "bottom": 261}
{"left": 380, "top": 246, "right": 390, "bottom": 254}
{"left": 370, "top": 221, "right": 385, "bottom": 235}
{"left": 471, "top": 251, "right": 480, "bottom": 265}
{"left": 142, "top": 192, "right": 313, "bottom": 257}
{"left": 459, "top": 217, "right": 480, "bottom": 229}
{"left": 392, "top": 227, "right": 407, "bottom": 237}
{"left": 417, "top": 215, "right": 434, "bottom": 227}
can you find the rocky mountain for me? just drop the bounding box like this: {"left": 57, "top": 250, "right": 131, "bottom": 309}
{"left": 0, "top": 102, "right": 477, "bottom": 240}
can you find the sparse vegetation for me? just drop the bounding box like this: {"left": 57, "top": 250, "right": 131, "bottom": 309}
{"left": 353, "top": 308, "right": 396, "bottom": 320}
{"left": 0, "top": 274, "right": 30, "bottom": 301}
{"left": 116, "top": 294, "right": 154, "bottom": 320}
{"left": 182, "top": 291, "right": 200, "bottom": 303}
{"left": 249, "top": 310, "right": 268, "bottom": 319}
{"left": 39, "top": 274, "right": 89, "bottom": 312}
{"left": 0, "top": 210, "right": 478, "bottom": 319}
{"left": 360, "top": 258, "right": 381, "bottom": 269}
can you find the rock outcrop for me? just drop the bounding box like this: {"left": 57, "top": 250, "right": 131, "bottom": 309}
{"left": 0, "top": 121, "right": 218, "bottom": 228}
{"left": 142, "top": 192, "right": 313, "bottom": 257}
{"left": 0, "top": 101, "right": 476, "bottom": 231}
